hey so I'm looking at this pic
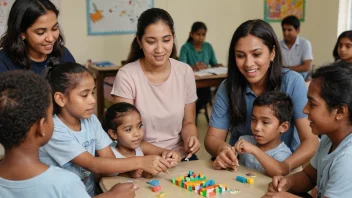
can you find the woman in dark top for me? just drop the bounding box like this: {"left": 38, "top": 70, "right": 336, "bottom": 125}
{"left": 0, "top": 0, "right": 75, "bottom": 74}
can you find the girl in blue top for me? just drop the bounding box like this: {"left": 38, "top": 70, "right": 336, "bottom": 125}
{"left": 0, "top": 0, "right": 75, "bottom": 74}
{"left": 265, "top": 61, "right": 352, "bottom": 198}
{"left": 179, "top": 22, "right": 222, "bottom": 117}
{"left": 39, "top": 62, "right": 173, "bottom": 196}
{"left": 204, "top": 19, "right": 318, "bottom": 175}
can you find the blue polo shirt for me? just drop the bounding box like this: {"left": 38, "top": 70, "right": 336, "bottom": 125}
{"left": 179, "top": 41, "right": 218, "bottom": 67}
{"left": 0, "top": 47, "right": 75, "bottom": 74}
{"left": 279, "top": 36, "right": 313, "bottom": 80}
{"left": 209, "top": 69, "right": 308, "bottom": 152}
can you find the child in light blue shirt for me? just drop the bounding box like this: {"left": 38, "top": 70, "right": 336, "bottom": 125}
{"left": 39, "top": 62, "right": 172, "bottom": 196}
{"left": 265, "top": 61, "right": 352, "bottom": 198}
{"left": 235, "top": 91, "right": 292, "bottom": 177}
{"left": 0, "top": 70, "right": 89, "bottom": 198}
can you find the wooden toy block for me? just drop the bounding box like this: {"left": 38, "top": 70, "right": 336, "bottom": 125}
{"left": 152, "top": 185, "right": 161, "bottom": 192}
{"left": 247, "top": 178, "right": 255, "bottom": 184}
{"left": 236, "top": 176, "right": 247, "bottom": 183}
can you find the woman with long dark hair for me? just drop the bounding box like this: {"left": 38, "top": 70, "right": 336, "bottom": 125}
{"left": 205, "top": 19, "right": 318, "bottom": 175}
{"left": 0, "top": 0, "right": 75, "bottom": 74}
{"left": 112, "top": 8, "right": 200, "bottom": 161}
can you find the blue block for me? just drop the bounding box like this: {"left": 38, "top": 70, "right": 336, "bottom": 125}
{"left": 236, "top": 176, "right": 247, "bottom": 183}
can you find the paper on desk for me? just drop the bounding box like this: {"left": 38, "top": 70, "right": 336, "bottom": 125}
{"left": 194, "top": 67, "right": 227, "bottom": 76}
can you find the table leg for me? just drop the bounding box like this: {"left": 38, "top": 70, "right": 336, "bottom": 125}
{"left": 96, "top": 72, "right": 104, "bottom": 122}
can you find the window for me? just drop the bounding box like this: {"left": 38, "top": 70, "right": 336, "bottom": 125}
{"left": 338, "top": 0, "right": 352, "bottom": 35}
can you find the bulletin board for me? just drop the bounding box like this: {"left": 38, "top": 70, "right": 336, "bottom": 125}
{"left": 87, "top": 0, "right": 154, "bottom": 35}
{"left": 264, "top": 0, "right": 305, "bottom": 22}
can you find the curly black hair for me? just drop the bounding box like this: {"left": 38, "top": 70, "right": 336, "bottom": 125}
{"left": 0, "top": 70, "right": 51, "bottom": 150}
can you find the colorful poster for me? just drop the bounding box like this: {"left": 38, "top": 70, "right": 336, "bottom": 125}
{"left": 87, "top": 0, "right": 154, "bottom": 35}
{"left": 264, "top": 0, "right": 305, "bottom": 22}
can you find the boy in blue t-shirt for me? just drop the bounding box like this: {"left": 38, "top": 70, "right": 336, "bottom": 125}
{"left": 0, "top": 71, "right": 135, "bottom": 198}
{"left": 234, "top": 91, "right": 292, "bottom": 177}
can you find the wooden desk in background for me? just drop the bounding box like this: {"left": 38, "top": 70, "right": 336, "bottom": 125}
{"left": 88, "top": 64, "right": 227, "bottom": 121}
{"left": 100, "top": 160, "right": 271, "bottom": 198}
{"left": 88, "top": 64, "right": 121, "bottom": 122}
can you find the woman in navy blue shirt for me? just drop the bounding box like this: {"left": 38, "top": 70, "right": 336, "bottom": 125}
{"left": 0, "top": 0, "right": 75, "bottom": 74}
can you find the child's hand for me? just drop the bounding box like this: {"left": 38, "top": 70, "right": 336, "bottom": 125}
{"left": 161, "top": 150, "right": 181, "bottom": 167}
{"left": 184, "top": 136, "right": 200, "bottom": 159}
{"left": 129, "top": 169, "right": 143, "bottom": 178}
{"left": 234, "top": 139, "right": 257, "bottom": 154}
{"left": 108, "top": 182, "right": 137, "bottom": 198}
{"left": 141, "top": 155, "right": 170, "bottom": 175}
{"left": 213, "top": 146, "right": 239, "bottom": 170}
{"left": 267, "top": 176, "right": 290, "bottom": 193}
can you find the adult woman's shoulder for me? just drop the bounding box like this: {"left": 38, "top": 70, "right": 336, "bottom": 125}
{"left": 281, "top": 68, "right": 306, "bottom": 90}
{"left": 170, "top": 58, "right": 192, "bottom": 73}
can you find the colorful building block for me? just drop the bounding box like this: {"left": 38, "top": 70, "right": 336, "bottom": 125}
{"left": 152, "top": 185, "right": 161, "bottom": 192}
{"left": 147, "top": 179, "right": 159, "bottom": 186}
{"left": 236, "top": 176, "right": 247, "bottom": 183}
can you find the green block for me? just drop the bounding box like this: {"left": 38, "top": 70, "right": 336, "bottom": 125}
{"left": 188, "top": 186, "right": 193, "bottom": 191}
{"left": 172, "top": 178, "right": 175, "bottom": 184}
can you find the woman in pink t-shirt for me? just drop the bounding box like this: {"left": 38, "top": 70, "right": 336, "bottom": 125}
{"left": 111, "top": 8, "right": 200, "bottom": 160}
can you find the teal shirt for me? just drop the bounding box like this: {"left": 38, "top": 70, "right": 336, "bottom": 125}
{"left": 179, "top": 41, "right": 218, "bottom": 67}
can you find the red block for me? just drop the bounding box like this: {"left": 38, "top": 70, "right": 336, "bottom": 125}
{"left": 152, "top": 185, "right": 161, "bottom": 192}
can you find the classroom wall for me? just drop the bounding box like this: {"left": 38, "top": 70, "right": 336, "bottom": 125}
{"left": 60, "top": 0, "right": 339, "bottom": 67}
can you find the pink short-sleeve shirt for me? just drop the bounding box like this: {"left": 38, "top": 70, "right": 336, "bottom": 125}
{"left": 111, "top": 58, "right": 197, "bottom": 156}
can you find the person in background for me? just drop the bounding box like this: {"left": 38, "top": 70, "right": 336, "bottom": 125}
{"left": 179, "top": 21, "right": 222, "bottom": 119}
{"left": 333, "top": 30, "right": 352, "bottom": 63}
{"left": 279, "top": 15, "right": 313, "bottom": 81}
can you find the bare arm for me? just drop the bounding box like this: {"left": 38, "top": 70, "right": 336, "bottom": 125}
{"left": 71, "top": 150, "right": 169, "bottom": 175}
{"left": 284, "top": 118, "right": 318, "bottom": 171}
{"left": 251, "top": 147, "right": 289, "bottom": 177}
{"left": 286, "top": 60, "right": 312, "bottom": 73}
{"left": 204, "top": 126, "right": 230, "bottom": 157}
{"left": 180, "top": 102, "right": 197, "bottom": 141}
{"left": 140, "top": 141, "right": 168, "bottom": 156}
{"left": 181, "top": 102, "right": 200, "bottom": 157}
{"left": 285, "top": 164, "right": 317, "bottom": 193}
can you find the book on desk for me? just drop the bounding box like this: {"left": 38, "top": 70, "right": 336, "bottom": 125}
{"left": 92, "top": 61, "right": 116, "bottom": 67}
{"left": 194, "top": 67, "right": 228, "bottom": 77}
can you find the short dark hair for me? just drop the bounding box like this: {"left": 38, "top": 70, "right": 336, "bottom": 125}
{"left": 0, "top": 70, "right": 51, "bottom": 150}
{"left": 253, "top": 91, "right": 293, "bottom": 124}
{"left": 312, "top": 61, "right": 352, "bottom": 122}
{"left": 0, "top": 0, "right": 64, "bottom": 70}
{"left": 186, "top": 21, "right": 207, "bottom": 43}
{"left": 281, "top": 15, "right": 300, "bottom": 30}
{"left": 333, "top": 30, "right": 352, "bottom": 61}
{"left": 102, "top": 102, "right": 141, "bottom": 133}
{"left": 126, "top": 8, "right": 177, "bottom": 64}
{"left": 41, "top": 62, "right": 90, "bottom": 114}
